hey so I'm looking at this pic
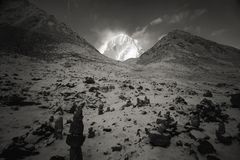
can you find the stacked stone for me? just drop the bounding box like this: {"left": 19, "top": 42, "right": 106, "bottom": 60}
{"left": 66, "top": 105, "right": 85, "bottom": 160}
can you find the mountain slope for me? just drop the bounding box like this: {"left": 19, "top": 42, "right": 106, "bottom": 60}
{"left": 0, "top": 0, "right": 109, "bottom": 61}
{"left": 101, "top": 34, "right": 143, "bottom": 61}
{"left": 137, "top": 30, "right": 240, "bottom": 67}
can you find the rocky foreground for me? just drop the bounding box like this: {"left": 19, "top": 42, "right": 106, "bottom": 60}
{"left": 0, "top": 52, "right": 240, "bottom": 160}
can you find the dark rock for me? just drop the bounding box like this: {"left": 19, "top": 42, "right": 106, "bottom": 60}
{"left": 129, "top": 85, "right": 134, "bottom": 89}
{"left": 111, "top": 144, "right": 122, "bottom": 152}
{"left": 173, "top": 96, "right": 187, "bottom": 105}
{"left": 68, "top": 103, "right": 77, "bottom": 114}
{"left": 98, "top": 104, "right": 104, "bottom": 115}
{"left": 103, "top": 128, "right": 112, "bottom": 132}
{"left": 50, "top": 155, "right": 65, "bottom": 160}
{"left": 190, "top": 114, "right": 200, "bottom": 128}
{"left": 84, "top": 77, "right": 95, "bottom": 84}
{"left": 149, "top": 133, "right": 171, "bottom": 147}
{"left": 137, "top": 86, "right": 143, "bottom": 91}
{"left": 197, "top": 140, "right": 216, "bottom": 155}
{"left": 230, "top": 93, "right": 240, "bottom": 108}
{"left": 197, "top": 98, "right": 227, "bottom": 122}
{"left": 216, "top": 123, "right": 232, "bottom": 145}
{"left": 49, "top": 116, "right": 54, "bottom": 122}
{"left": 54, "top": 117, "right": 63, "bottom": 139}
{"left": 89, "top": 87, "right": 99, "bottom": 92}
{"left": 66, "top": 83, "right": 76, "bottom": 88}
{"left": 88, "top": 127, "right": 95, "bottom": 138}
{"left": 119, "top": 95, "right": 127, "bottom": 101}
{"left": 207, "top": 155, "right": 221, "bottom": 160}
{"left": 136, "top": 96, "right": 150, "bottom": 107}
{"left": 169, "top": 105, "right": 175, "bottom": 110}
{"left": 176, "top": 140, "right": 183, "bottom": 146}
{"left": 66, "top": 107, "right": 85, "bottom": 160}
{"left": 54, "top": 107, "right": 64, "bottom": 115}
{"left": 0, "top": 138, "right": 39, "bottom": 160}
{"left": 189, "top": 130, "right": 209, "bottom": 140}
{"left": 32, "top": 123, "right": 54, "bottom": 137}
{"left": 203, "top": 90, "right": 213, "bottom": 97}
{"left": 141, "top": 111, "right": 147, "bottom": 115}
{"left": 2, "top": 94, "right": 40, "bottom": 106}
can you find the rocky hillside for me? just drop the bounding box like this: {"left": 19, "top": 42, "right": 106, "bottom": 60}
{"left": 137, "top": 30, "right": 240, "bottom": 67}
{"left": 0, "top": 0, "right": 109, "bottom": 61}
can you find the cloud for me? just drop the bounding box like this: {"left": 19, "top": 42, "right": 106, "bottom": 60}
{"left": 211, "top": 29, "right": 226, "bottom": 36}
{"left": 166, "top": 9, "right": 207, "bottom": 24}
{"left": 169, "top": 11, "right": 189, "bottom": 24}
{"left": 183, "top": 26, "right": 201, "bottom": 34}
{"left": 132, "top": 25, "right": 148, "bottom": 38}
{"left": 190, "top": 9, "right": 207, "bottom": 20}
{"left": 150, "top": 17, "right": 163, "bottom": 25}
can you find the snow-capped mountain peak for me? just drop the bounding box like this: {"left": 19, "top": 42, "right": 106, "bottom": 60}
{"left": 100, "top": 33, "right": 143, "bottom": 61}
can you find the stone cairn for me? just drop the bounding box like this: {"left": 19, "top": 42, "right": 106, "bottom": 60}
{"left": 66, "top": 105, "right": 85, "bottom": 160}
{"left": 54, "top": 117, "right": 63, "bottom": 139}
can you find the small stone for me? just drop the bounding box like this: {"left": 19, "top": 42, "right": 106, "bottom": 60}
{"left": 103, "top": 128, "right": 112, "bottom": 132}
{"left": 111, "top": 144, "right": 122, "bottom": 152}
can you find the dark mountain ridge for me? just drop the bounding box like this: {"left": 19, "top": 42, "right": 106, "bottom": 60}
{"left": 137, "top": 30, "right": 240, "bottom": 67}
{"left": 0, "top": 0, "right": 107, "bottom": 61}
